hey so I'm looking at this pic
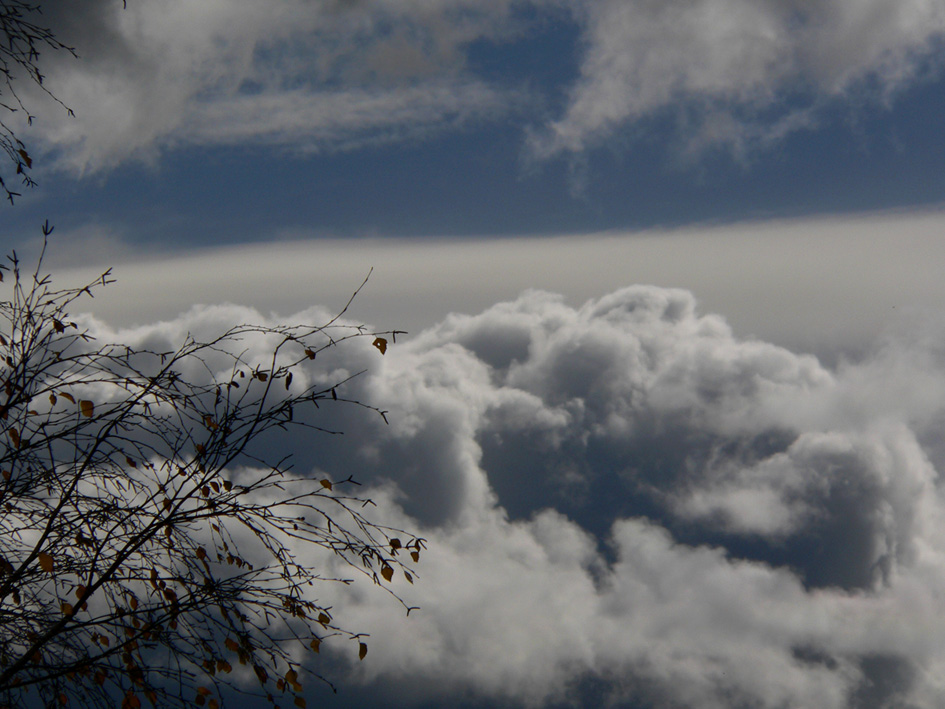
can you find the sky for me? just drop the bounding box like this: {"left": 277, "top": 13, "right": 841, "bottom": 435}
{"left": 4, "top": 1, "right": 945, "bottom": 707}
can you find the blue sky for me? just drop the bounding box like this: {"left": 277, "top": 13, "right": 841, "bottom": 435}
{"left": 6, "top": 2, "right": 945, "bottom": 708}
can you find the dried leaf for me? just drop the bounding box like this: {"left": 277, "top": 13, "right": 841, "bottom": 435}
{"left": 381, "top": 565, "right": 393, "bottom": 583}
{"left": 38, "top": 552, "right": 53, "bottom": 572}
{"left": 79, "top": 400, "right": 94, "bottom": 418}
{"left": 17, "top": 148, "right": 31, "bottom": 168}
{"left": 372, "top": 337, "right": 388, "bottom": 354}
{"left": 304, "top": 348, "right": 315, "bottom": 360}
{"left": 358, "top": 643, "right": 368, "bottom": 661}
{"left": 319, "top": 478, "right": 332, "bottom": 490}
{"left": 8, "top": 428, "right": 20, "bottom": 448}
{"left": 294, "top": 697, "right": 306, "bottom": 708}
{"left": 317, "top": 612, "right": 330, "bottom": 627}
{"left": 60, "top": 392, "right": 75, "bottom": 404}
{"left": 61, "top": 602, "right": 74, "bottom": 616}
{"left": 309, "top": 638, "right": 320, "bottom": 653}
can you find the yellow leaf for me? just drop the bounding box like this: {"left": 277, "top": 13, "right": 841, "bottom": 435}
{"left": 358, "top": 643, "right": 367, "bottom": 661}
{"left": 372, "top": 337, "right": 388, "bottom": 355}
{"left": 79, "top": 400, "right": 94, "bottom": 418}
{"left": 38, "top": 552, "right": 53, "bottom": 572}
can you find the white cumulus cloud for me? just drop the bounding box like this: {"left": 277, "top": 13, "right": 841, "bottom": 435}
{"left": 67, "top": 275, "right": 945, "bottom": 707}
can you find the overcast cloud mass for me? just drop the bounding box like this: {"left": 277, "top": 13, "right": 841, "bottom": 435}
{"left": 5, "top": 0, "right": 945, "bottom": 707}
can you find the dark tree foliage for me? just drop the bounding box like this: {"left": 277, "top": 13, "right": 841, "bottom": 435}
{"left": 0, "top": 1, "right": 77, "bottom": 203}
{"left": 0, "top": 223, "right": 421, "bottom": 708}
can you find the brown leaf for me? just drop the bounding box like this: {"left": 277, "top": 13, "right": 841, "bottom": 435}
{"left": 61, "top": 602, "right": 74, "bottom": 616}
{"left": 310, "top": 638, "right": 320, "bottom": 653}
{"left": 38, "top": 552, "right": 53, "bottom": 572}
{"left": 319, "top": 478, "right": 332, "bottom": 490}
{"left": 358, "top": 643, "right": 368, "bottom": 661}
{"left": 8, "top": 428, "right": 20, "bottom": 448}
{"left": 79, "top": 400, "right": 94, "bottom": 418}
{"left": 381, "top": 565, "right": 393, "bottom": 583}
{"left": 294, "top": 697, "right": 306, "bottom": 708}
{"left": 60, "top": 392, "right": 75, "bottom": 404}
{"left": 17, "top": 148, "right": 31, "bottom": 168}
{"left": 304, "top": 348, "right": 315, "bottom": 360}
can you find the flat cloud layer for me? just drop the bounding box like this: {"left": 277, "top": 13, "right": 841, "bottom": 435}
{"left": 75, "top": 281, "right": 945, "bottom": 707}
{"left": 15, "top": 0, "right": 945, "bottom": 171}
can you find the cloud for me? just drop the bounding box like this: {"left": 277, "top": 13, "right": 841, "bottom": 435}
{"left": 528, "top": 0, "right": 945, "bottom": 159}
{"left": 68, "top": 274, "right": 945, "bottom": 707}
{"left": 14, "top": 0, "right": 945, "bottom": 172}
{"left": 20, "top": 0, "right": 525, "bottom": 172}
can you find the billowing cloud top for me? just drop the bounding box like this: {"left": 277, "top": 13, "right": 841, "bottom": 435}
{"left": 77, "top": 281, "right": 945, "bottom": 707}
{"left": 16, "top": 0, "right": 945, "bottom": 172}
